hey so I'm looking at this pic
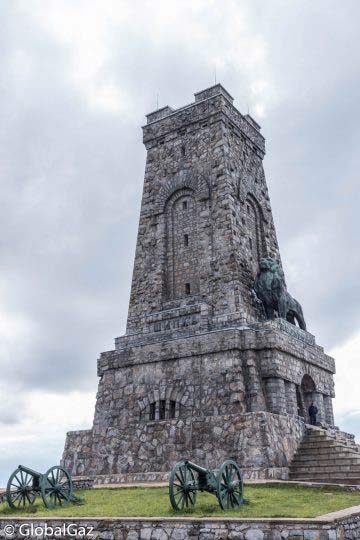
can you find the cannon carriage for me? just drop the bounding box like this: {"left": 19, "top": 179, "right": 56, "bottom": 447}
{"left": 6, "top": 464, "right": 77, "bottom": 509}
{"left": 169, "top": 459, "right": 244, "bottom": 511}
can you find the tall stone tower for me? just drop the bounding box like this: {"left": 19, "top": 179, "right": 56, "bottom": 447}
{"left": 126, "top": 84, "right": 280, "bottom": 337}
{"left": 63, "top": 85, "right": 337, "bottom": 481}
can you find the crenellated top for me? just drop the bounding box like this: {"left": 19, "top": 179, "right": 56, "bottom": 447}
{"left": 143, "top": 84, "right": 265, "bottom": 154}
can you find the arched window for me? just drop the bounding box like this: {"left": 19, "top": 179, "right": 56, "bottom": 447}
{"left": 301, "top": 374, "right": 316, "bottom": 394}
{"left": 144, "top": 399, "right": 180, "bottom": 422}
{"left": 165, "top": 189, "right": 199, "bottom": 300}
{"left": 244, "top": 195, "right": 264, "bottom": 272}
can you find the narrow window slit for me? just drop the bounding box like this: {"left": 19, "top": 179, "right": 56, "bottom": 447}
{"left": 149, "top": 402, "right": 156, "bottom": 421}
{"left": 169, "top": 400, "right": 176, "bottom": 419}
{"left": 159, "top": 400, "right": 166, "bottom": 420}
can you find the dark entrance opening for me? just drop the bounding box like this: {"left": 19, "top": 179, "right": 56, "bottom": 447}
{"left": 300, "top": 374, "right": 316, "bottom": 423}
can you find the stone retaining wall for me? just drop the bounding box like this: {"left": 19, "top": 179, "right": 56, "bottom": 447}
{"left": 0, "top": 511, "right": 360, "bottom": 540}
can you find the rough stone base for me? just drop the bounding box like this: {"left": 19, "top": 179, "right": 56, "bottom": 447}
{"left": 63, "top": 412, "right": 305, "bottom": 478}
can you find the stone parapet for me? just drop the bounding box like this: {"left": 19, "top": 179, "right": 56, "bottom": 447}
{"left": 142, "top": 85, "right": 265, "bottom": 153}
{"left": 1, "top": 510, "right": 360, "bottom": 540}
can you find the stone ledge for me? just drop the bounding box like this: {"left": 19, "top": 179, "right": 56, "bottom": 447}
{"left": 100, "top": 325, "right": 335, "bottom": 377}
{"left": 92, "top": 479, "right": 360, "bottom": 492}
{"left": 0, "top": 516, "right": 335, "bottom": 523}
{"left": 0, "top": 507, "right": 360, "bottom": 522}
{"left": 91, "top": 467, "right": 291, "bottom": 486}
{"left": 0, "top": 511, "right": 359, "bottom": 540}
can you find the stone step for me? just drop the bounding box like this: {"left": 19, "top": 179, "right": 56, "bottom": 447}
{"left": 292, "top": 452, "right": 359, "bottom": 463}
{"left": 291, "top": 457, "right": 360, "bottom": 468}
{"left": 304, "top": 435, "right": 359, "bottom": 450}
{"left": 289, "top": 464, "right": 360, "bottom": 474}
{"left": 299, "top": 441, "right": 352, "bottom": 450}
{"left": 289, "top": 470, "right": 360, "bottom": 481}
{"left": 293, "top": 445, "right": 357, "bottom": 455}
{"left": 304, "top": 431, "right": 334, "bottom": 439}
{"left": 289, "top": 427, "right": 360, "bottom": 485}
{"left": 292, "top": 452, "right": 360, "bottom": 462}
{"left": 289, "top": 476, "right": 360, "bottom": 485}
{"left": 298, "top": 443, "right": 357, "bottom": 452}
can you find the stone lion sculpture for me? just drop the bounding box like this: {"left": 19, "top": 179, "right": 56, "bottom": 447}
{"left": 253, "top": 257, "right": 307, "bottom": 331}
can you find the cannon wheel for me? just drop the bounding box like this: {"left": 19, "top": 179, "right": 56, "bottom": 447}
{"left": 169, "top": 461, "right": 197, "bottom": 511}
{"left": 40, "top": 466, "right": 73, "bottom": 509}
{"left": 216, "top": 460, "right": 243, "bottom": 510}
{"left": 6, "top": 468, "right": 37, "bottom": 508}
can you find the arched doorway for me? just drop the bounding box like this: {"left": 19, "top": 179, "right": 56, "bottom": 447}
{"left": 300, "top": 374, "right": 316, "bottom": 422}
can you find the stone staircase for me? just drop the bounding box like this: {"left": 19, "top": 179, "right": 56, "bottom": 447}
{"left": 289, "top": 425, "right": 360, "bottom": 485}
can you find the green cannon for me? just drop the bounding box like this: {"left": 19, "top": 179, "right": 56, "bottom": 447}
{"left": 6, "top": 464, "right": 78, "bottom": 509}
{"left": 169, "top": 459, "right": 244, "bottom": 511}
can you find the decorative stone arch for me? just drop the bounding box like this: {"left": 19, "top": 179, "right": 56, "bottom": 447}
{"left": 296, "top": 364, "right": 323, "bottom": 393}
{"left": 165, "top": 187, "right": 195, "bottom": 211}
{"left": 137, "top": 386, "right": 192, "bottom": 422}
{"left": 244, "top": 192, "right": 266, "bottom": 268}
{"left": 299, "top": 373, "right": 316, "bottom": 422}
{"left": 164, "top": 187, "right": 200, "bottom": 300}
{"left": 155, "top": 171, "right": 210, "bottom": 214}
{"left": 245, "top": 192, "right": 267, "bottom": 226}
{"left": 301, "top": 374, "right": 316, "bottom": 394}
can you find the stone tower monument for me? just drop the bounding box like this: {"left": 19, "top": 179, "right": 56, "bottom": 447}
{"left": 62, "top": 85, "right": 338, "bottom": 482}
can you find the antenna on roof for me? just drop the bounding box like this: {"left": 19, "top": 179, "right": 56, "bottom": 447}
{"left": 156, "top": 93, "right": 159, "bottom": 110}
{"left": 214, "top": 68, "right": 217, "bottom": 85}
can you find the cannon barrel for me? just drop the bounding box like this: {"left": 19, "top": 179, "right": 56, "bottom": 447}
{"left": 18, "top": 465, "right": 42, "bottom": 478}
{"left": 184, "top": 460, "right": 209, "bottom": 476}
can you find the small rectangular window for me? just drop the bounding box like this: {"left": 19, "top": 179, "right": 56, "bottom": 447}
{"left": 159, "top": 400, "right": 166, "bottom": 420}
{"left": 169, "top": 400, "right": 176, "bottom": 419}
{"left": 185, "top": 283, "right": 191, "bottom": 295}
{"left": 182, "top": 200, "right": 188, "bottom": 210}
{"left": 249, "top": 237, "right": 253, "bottom": 250}
{"left": 149, "top": 402, "right": 156, "bottom": 421}
{"left": 184, "top": 234, "right": 189, "bottom": 246}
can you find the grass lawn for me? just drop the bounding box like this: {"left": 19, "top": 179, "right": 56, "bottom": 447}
{"left": 1, "top": 484, "right": 360, "bottom": 519}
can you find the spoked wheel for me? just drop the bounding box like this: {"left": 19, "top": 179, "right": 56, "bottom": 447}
{"left": 40, "top": 466, "right": 72, "bottom": 509}
{"left": 6, "top": 468, "right": 36, "bottom": 509}
{"left": 216, "top": 459, "right": 244, "bottom": 510}
{"left": 169, "top": 461, "right": 197, "bottom": 511}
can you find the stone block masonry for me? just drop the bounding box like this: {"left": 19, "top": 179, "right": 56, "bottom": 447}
{"left": 62, "top": 84, "right": 339, "bottom": 482}
{"left": 1, "top": 510, "right": 360, "bottom": 540}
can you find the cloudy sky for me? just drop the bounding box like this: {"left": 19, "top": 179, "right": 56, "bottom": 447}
{"left": 0, "top": 0, "right": 360, "bottom": 485}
